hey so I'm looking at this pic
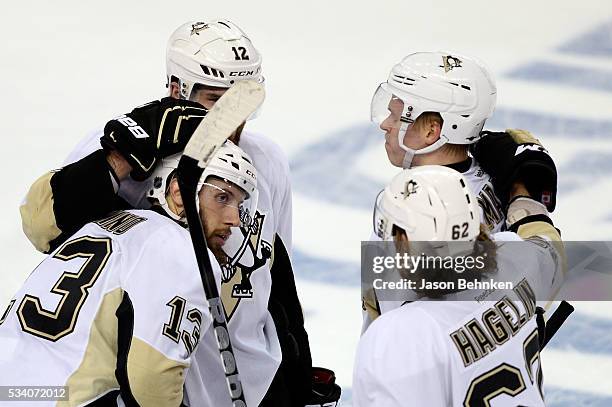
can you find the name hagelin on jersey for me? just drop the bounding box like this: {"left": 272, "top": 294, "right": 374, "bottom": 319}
{"left": 220, "top": 211, "right": 271, "bottom": 320}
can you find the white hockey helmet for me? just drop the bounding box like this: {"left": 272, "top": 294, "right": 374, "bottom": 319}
{"left": 371, "top": 52, "right": 497, "bottom": 167}
{"left": 373, "top": 165, "right": 480, "bottom": 242}
{"left": 147, "top": 140, "right": 258, "bottom": 226}
{"left": 166, "top": 20, "right": 264, "bottom": 100}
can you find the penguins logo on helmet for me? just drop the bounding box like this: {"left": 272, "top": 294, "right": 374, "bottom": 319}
{"left": 440, "top": 55, "right": 463, "bottom": 72}
{"left": 190, "top": 22, "right": 208, "bottom": 35}
{"left": 405, "top": 180, "right": 419, "bottom": 197}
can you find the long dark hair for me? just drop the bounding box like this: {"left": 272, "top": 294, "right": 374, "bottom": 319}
{"left": 393, "top": 225, "right": 498, "bottom": 298}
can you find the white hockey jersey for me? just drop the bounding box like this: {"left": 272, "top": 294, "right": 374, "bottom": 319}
{"left": 0, "top": 210, "right": 219, "bottom": 406}
{"left": 353, "top": 232, "right": 562, "bottom": 407}
{"left": 59, "top": 127, "right": 291, "bottom": 406}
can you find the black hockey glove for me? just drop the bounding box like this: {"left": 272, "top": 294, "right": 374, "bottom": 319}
{"left": 305, "top": 367, "right": 341, "bottom": 407}
{"left": 101, "top": 97, "right": 207, "bottom": 181}
{"left": 471, "top": 129, "right": 557, "bottom": 211}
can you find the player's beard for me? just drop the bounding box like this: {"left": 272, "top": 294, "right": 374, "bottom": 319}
{"left": 228, "top": 122, "right": 245, "bottom": 145}
{"left": 204, "top": 222, "right": 232, "bottom": 265}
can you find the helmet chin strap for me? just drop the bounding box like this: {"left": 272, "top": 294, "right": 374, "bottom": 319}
{"left": 398, "top": 122, "right": 449, "bottom": 169}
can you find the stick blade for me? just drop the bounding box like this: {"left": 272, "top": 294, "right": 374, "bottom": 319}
{"left": 183, "top": 80, "right": 265, "bottom": 167}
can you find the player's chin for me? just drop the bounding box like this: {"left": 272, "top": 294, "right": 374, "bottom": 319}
{"left": 210, "top": 245, "right": 228, "bottom": 265}
{"left": 384, "top": 147, "right": 401, "bottom": 166}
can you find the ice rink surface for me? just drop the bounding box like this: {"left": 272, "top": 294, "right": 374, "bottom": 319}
{"left": 1, "top": 1, "right": 611, "bottom": 405}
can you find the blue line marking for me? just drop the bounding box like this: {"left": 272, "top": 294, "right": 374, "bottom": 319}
{"left": 334, "top": 386, "right": 612, "bottom": 406}
{"left": 293, "top": 249, "right": 360, "bottom": 286}
{"left": 558, "top": 152, "right": 612, "bottom": 194}
{"left": 506, "top": 62, "right": 612, "bottom": 93}
{"left": 546, "top": 387, "right": 612, "bottom": 407}
{"left": 291, "top": 123, "right": 384, "bottom": 210}
{"left": 545, "top": 312, "right": 612, "bottom": 355}
{"left": 558, "top": 19, "right": 612, "bottom": 57}
{"left": 488, "top": 107, "right": 612, "bottom": 138}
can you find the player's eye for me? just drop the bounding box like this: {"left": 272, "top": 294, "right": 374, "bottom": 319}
{"left": 215, "top": 192, "right": 230, "bottom": 204}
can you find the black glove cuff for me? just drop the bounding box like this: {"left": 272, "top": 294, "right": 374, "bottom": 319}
{"left": 51, "top": 150, "right": 120, "bottom": 233}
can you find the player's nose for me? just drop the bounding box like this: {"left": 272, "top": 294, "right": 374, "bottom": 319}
{"left": 380, "top": 116, "right": 392, "bottom": 132}
{"left": 225, "top": 207, "right": 241, "bottom": 227}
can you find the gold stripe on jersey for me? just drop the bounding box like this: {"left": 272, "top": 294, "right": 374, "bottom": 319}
{"left": 0, "top": 299, "right": 16, "bottom": 325}
{"left": 60, "top": 288, "right": 123, "bottom": 407}
{"left": 20, "top": 171, "right": 61, "bottom": 253}
{"left": 127, "top": 337, "right": 188, "bottom": 406}
{"left": 362, "top": 288, "right": 381, "bottom": 322}
{"left": 506, "top": 128, "right": 542, "bottom": 146}
{"left": 515, "top": 220, "right": 566, "bottom": 309}
{"left": 515, "top": 221, "right": 561, "bottom": 245}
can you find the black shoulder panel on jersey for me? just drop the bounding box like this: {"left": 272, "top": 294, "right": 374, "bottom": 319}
{"left": 115, "top": 291, "right": 138, "bottom": 407}
{"left": 446, "top": 157, "right": 473, "bottom": 173}
{"left": 50, "top": 149, "right": 132, "bottom": 249}
{"left": 265, "top": 234, "right": 312, "bottom": 406}
{"left": 508, "top": 214, "right": 555, "bottom": 233}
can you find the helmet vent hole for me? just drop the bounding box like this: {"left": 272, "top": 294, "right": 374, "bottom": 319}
{"left": 465, "top": 194, "right": 471, "bottom": 204}
{"left": 460, "top": 179, "right": 465, "bottom": 187}
{"left": 231, "top": 162, "right": 240, "bottom": 170}
{"left": 461, "top": 115, "right": 470, "bottom": 118}
{"left": 200, "top": 65, "right": 224, "bottom": 78}
{"left": 452, "top": 124, "right": 458, "bottom": 129}
{"left": 470, "top": 211, "right": 474, "bottom": 220}
{"left": 154, "top": 176, "right": 163, "bottom": 189}
{"left": 392, "top": 74, "right": 415, "bottom": 86}
{"left": 461, "top": 85, "right": 471, "bottom": 90}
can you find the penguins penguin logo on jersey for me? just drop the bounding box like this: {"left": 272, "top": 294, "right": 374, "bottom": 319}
{"left": 220, "top": 210, "right": 271, "bottom": 320}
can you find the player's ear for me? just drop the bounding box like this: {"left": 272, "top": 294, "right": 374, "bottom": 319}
{"left": 425, "top": 120, "right": 442, "bottom": 144}
{"left": 392, "top": 226, "right": 410, "bottom": 251}
{"left": 167, "top": 177, "right": 184, "bottom": 215}
{"left": 168, "top": 80, "right": 181, "bottom": 99}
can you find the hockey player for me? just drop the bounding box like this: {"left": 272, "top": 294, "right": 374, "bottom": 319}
{"left": 370, "top": 52, "right": 505, "bottom": 232}
{"left": 353, "top": 165, "right": 565, "bottom": 406}
{"left": 364, "top": 51, "right": 558, "bottom": 328}
{"left": 0, "top": 141, "right": 257, "bottom": 406}
{"left": 18, "top": 19, "right": 339, "bottom": 406}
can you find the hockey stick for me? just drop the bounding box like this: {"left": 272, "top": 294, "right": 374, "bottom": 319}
{"left": 177, "top": 80, "right": 265, "bottom": 407}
